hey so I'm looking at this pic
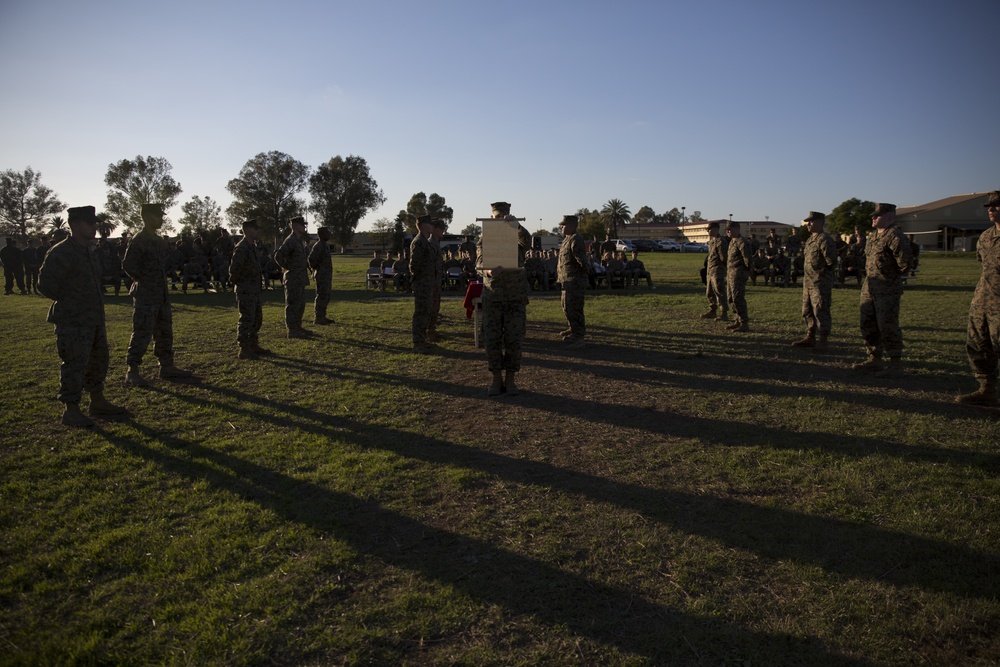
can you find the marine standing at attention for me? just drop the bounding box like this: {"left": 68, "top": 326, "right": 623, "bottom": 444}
{"left": 791, "top": 211, "right": 838, "bottom": 351}
{"left": 701, "top": 221, "right": 729, "bottom": 322}
{"left": 557, "top": 215, "right": 591, "bottom": 349}
{"left": 228, "top": 218, "right": 269, "bottom": 360}
{"left": 122, "top": 203, "right": 194, "bottom": 387}
{"left": 309, "top": 226, "right": 334, "bottom": 325}
{"left": 852, "top": 203, "right": 912, "bottom": 378}
{"left": 274, "top": 216, "right": 311, "bottom": 338}
{"left": 477, "top": 201, "right": 532, "bottom": 396}
{"left": 956, "top": 190, "right": 1000, "bottom": 406}
{"left": 725, "top": 220, "right": 752, "bottom": 332}
{"left": 410, "top": 215, "right": 437, "bottom": 352}
{"left": 38, "top": 206, "right": 127, "bottom": 426}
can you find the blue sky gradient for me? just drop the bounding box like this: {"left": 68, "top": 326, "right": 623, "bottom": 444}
{"left": 2, "top": 0, "right": 997, "bottom": 234}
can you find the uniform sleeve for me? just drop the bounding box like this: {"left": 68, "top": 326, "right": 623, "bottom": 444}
{"left": 121, "top": 238, "right": 141, "bottom": 280}
{"left": 274, "top": 240, "right": 289, "bottom": 270}
{"left": 571, "top": 237, "right": 589, "bottom": 271}
{"left": 823, "top": 236, "right": 838, "bottom": 269}
{"left": 37, "top": 247, "right": 65, "bottom": 300}
{"left": 892, "top": 231, "right": 913, "bottom": 274}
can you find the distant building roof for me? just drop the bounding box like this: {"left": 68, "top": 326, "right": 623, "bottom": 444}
{"left": 896, "top": 192, "right": 987, "bottom": 218}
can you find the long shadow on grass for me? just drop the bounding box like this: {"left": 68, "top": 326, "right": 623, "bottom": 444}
{"left": 152, "top": 382, "right": 1000, "bottom": 604}
{"left": 263, "top": 352, "right": 999, "bottom": 470}
{"left": 97, "top": 422, "right": 872, "bottom": 666}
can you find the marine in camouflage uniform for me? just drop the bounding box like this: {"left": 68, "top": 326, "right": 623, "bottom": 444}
{"left": 38, "top": 206, "right": 126, "bottom": 426}
{"left": 309, "top": 227, "right": 334, "bottom": 325}
{"left": 557, "top": 215, "right": 590, "bottom": 348}
{"left": 410, "top": 216, "right": 437, "bottom": 351}
{"left": 229, "top": 218, "right": 268, "bottom": 360}
{"left": 428, "top": 219, "right": 446, "bottom": 340}
{"left": 274, "top": 216, "right": 310, "bottom": 337}
{"left": 725, "top": 221, "right": 752, "bottom": 332}
{"left": 701, "top": 221, "right": 729, "bottom": 320}
{"left": 791, "top": 211, "right": 838, "bottom": 351}
{"left": 122, "top": 203, "right": 193, "bottom": 387}
{"left": 477, "top": 201, "right": 532, "bottom": 396}
{"left": 853, "top": 203, "right": 913, "bottom": 377}
{"left": 956, "top": 191, "right": 1000, "bottom": 405}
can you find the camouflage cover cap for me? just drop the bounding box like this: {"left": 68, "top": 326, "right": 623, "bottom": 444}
{"left": 559, "top": 215, "right": 578, "bottom": 226}
{"left": 68, "top": 206, "right": 97, "bottom": 225}
{"left": 707, "top": 221, "right": 720, "bottom": 230}
{"left": 490, "top": 201, "right": 511, "bottom": 215}
{"left": 871, "top": 203, "right": 896, "bottom": 218}
{"left": 416, "top": 214, "right": 433, "bottom": 227}
{"left": 983, "top": 191, "right": 1000, "bottom": 207}
{"left": 431, "top": 218, "right": 447, "bottom": 229}
{"left": 726, "top": 220, "right": 740, "bottom": 230}
{"left": 140, "top": 203, "right": 164, "bottom": 216}
{"left": 288, "top": 216, "right": 306, "bottom": 227}
{"left": 803, "top": 211, "right": 826, "bottom": 223}
{"left": 242, "top": 218, "right": 259, "bottom": 230}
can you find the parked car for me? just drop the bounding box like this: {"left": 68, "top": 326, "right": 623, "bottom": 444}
{"left": 681, "top": 242, "right": 708, "bottom": 252}
{"left": 614, "top": 239, "right": 635, "bottom": 253}
{"left": 631, "top": 239, "right": 659, "bottom": 253}
{"left": 657, "top": 239, "right": 682, "bottom": 252}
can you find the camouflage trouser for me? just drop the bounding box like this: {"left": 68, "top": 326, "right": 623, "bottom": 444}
{"left": 412, "top": 281, "right": 434, "bottom": 345}
{"left": 966, "top": 304, "right": 1000, "bottom": 379}
{"left": 859, "top": 286, "right": 903, "bottom": 358}
{"left": 706, "top": 270, "right": 726, "bottom": 310}
{"left": 726, "top": 269, "right": 749, "bottom": 323}
{"left": 25, "top": 267, "right": 39, "bottom": 292}
{"left": 55, "top": 323, "right": 109, "bottom": 403}
{"left": 126, "top": 298, "right": 173, "bottom": 366}
{"left": 314, "top": 272, "right": 331, "bottom": 320}
{"left": 561, "top": 283, "right": 586, "bottom": 338}
{"left": 802, "top": 280, "right": 833, "bottom": 336}
{"left": 236, "top": 293, "right": 262, "bottom": 345}
{"left": 284, "top": 275, "right": 306, "bottom": 330}
{"left": 483, "top": 292, "right": 526, "bottom": 372}
{"left": 4, "top": 267, "right": 25, "bottom": 293}
{"left": 430, "top": 279, "right": 442, "bottom": 331}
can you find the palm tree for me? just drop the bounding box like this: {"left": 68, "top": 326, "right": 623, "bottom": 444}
{"left": 600, "top": 199, "right": 631, "bottom": 239}
{"left": 48, "top": 215, "right": 65, "bottom": 232}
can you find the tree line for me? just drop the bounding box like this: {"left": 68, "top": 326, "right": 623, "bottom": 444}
{"left": 1, "top": 157, "right": 879, "bottom": 245}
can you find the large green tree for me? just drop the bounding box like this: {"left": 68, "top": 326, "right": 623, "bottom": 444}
{"left": 178, "top": 195, "right": 222, "bottom": 236}
{"left": 405, "top": 191, "right": 454, "bottom": 232}
{"left": 104, "top": 155, "right": 182, "bottom": 234}
{"left": 575, "top": 207, "right": 605, "bottom": 241}
{"left": 827, "top": 198, "right": 876, "bottom": 237}
{"left": 0, "top": 167, "right": 64, "bottom": 240}
{"left": 226, "top": 151, "right": 310, "bottom": 242}
{"left": 600, "top": 198, "right": 631, "bottom": 238}
{"left": 309, "top": 155, "right": 386, "bottom": 249}
{"left": 632, "top": 205, "right": 655, "bottom": 226}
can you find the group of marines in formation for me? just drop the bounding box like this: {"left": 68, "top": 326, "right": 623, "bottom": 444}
{"left": 30, "top": 190, "right": 1000, "bottom": 425}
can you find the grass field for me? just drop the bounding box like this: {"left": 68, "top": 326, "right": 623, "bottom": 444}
{"left": 1, "top": 251, "right": 998, "bottom": 666}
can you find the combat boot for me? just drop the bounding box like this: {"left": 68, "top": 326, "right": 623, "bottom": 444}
{"left": 251, "top": 338, "right": 273, "bottom": 356}
{"left": 62, "top": 403, "right": 94, "bottom": 427}
{"left": 564, "top": 337, "right": 586, "bottom": 350}
{"left": 89, "top": 391, "right": 126, "bottom": 416}
{"left": 955, "top": 378, "right": 999, "bottom": 406}
{"left": 699, "top": 307, "right": 717, "bottom": 320}
{"left": 125, "top": 365, "right": 149, "bottom": 387}
{"left": 715, "top": 311, "right": 729, "bottom": 322}
{"left": 725, "top": 320, "right": 742, "bottom": 331}
{"left": 287, "top": 328, "right": 308, "bottom": 339}
{"left": 814, "top": 334, "right": 829, "bottom": 353}
{"left": 874, "top": 357, "right": 904, "bottom": 379}
{"left": 505, "top": 371, "right": 519, "bottom": 396}
{"left": 851, "top": 355, "right": 883, "bottom": 373}
{"left": 488, "top": 372, "right": 504, "bottom": 396}
{"left": 558, "top": 328, "right": 574, "bottom": 338}
{"left": 159, "top": 363, "right": 194, "bottom": 380}
{"left": 735, "top": 321, "right": 750, "bottom": 332}
{"left": 314, "top": 316, "right": 333, "bottom": 325}
{"left": 791, "top": 333, "right": 816, "bottom": 348}
{"left": 238, "top": 345, "right": 258, "bottom": 360}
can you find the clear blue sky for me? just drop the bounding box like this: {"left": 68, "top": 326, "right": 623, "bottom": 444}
{"left": 2, "top": 0, "right": 998, "bottom": 235}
